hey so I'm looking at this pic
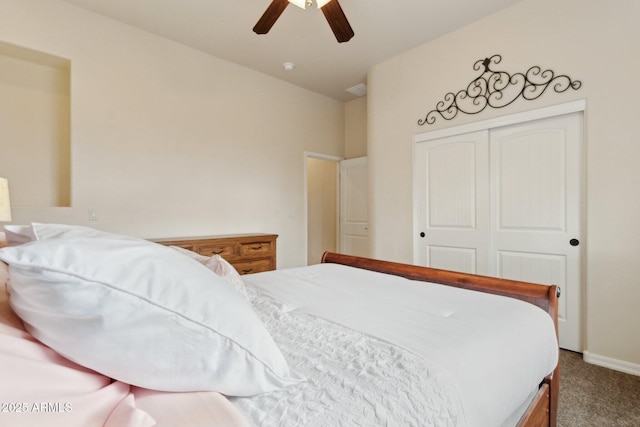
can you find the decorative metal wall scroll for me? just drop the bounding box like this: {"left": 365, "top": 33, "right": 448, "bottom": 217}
{"left": 418, "top": 54, "right": 582, "bottom": 126}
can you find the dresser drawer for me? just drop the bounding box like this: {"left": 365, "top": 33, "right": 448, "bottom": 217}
{"left": 232, "top": 259, "right": 272, "bottom": 275}
{"left": 197, "top": 243, "right": 235, "bottom": 258}
{"left": 239, "top": 240, "right": 274, "bottom": 257}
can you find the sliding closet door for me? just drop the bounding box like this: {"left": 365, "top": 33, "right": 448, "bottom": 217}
{"left": 490, "top": 113, "right": 583, "bottom": 351}
{"left": 414, "top": 131, "right": 490, "bottom": 274}
{"left": 414, "top": 112, "right": 583, "bottom": 351}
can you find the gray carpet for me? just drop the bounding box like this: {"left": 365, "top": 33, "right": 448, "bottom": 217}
{"left": 558, "top": 350, "right": 640, "bottom": 426}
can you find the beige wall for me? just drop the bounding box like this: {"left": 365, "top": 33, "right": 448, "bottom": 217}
{"left": 0, "top": 0, "right": 344, "bottom": 268}
{"left": 345, "top": 97, "right": 367, "bottom": 159}
{"left": 368, "top": 0, "right": 640, "bottom": 369}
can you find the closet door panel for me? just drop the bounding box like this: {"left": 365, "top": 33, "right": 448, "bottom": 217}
{"left": 428, "top": 142, "right": 477, "bottom": 229}
{"left": 490, "top": 113, "right": 583, "bottom": 351}
{"left": 496, "top": 131, "right": 566, "bottom": 231}
{"left": 414, "top": 131, "right": 489, "bottom": 275}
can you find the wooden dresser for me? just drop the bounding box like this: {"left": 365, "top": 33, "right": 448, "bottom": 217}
{"left": 154, "top": 233, "right": 277, "bottom": 275}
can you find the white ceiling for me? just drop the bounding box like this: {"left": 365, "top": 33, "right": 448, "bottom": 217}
{"left": 59, "top": 0, "right": 524, "bottom": 102}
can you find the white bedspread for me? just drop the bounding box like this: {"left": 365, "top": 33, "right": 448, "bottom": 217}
{"left": 232, "top": 286, "right": 464, "bottom": 426}
{"left": 240, "top": 263, "right": 558, "bottom": 427}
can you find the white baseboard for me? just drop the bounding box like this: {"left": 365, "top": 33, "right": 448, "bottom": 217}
{"left": 583, "top": 351, "right": 640, "bottom": 376}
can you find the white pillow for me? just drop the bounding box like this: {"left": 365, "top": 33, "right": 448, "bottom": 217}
{"left": 3, "top": 225, "right": 35, "bottom": 246}
{"left": 208, "top": 254, "right": 249, "bottom": 299}
{"left": 170, "top": 246, "right": 248, "bottom": 299}
{"left": 0, "top": 223, "right": 300, "bottom": 395}
{"left": 169, "top": 244, "right": 210, "bottom": 263}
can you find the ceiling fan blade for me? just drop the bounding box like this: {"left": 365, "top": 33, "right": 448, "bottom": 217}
{"left": 321, "top": 0, "right": 354, "bottom": 43}
{"left": 253, "top": 0, "right": 290, "bottom": 35}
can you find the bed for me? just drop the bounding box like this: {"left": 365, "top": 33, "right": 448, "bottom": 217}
{"left": 0, "top": 224, "right": 559, "bottom": 427}
{"left": 318, "top": 252, "right": 560, "bottom": 427}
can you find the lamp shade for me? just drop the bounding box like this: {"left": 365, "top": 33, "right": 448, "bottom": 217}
{"left": 288, "top": 0, "right": 329, "bottom": 10}
{"left": 0, "top": 178, "right": 11, "bottom": 222}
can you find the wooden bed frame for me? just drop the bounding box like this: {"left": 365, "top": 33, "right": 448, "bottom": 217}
{"left": 321, "top": 251, "right": 560, "bottom": 427}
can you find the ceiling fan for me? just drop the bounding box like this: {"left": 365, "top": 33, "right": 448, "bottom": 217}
{"left": 253, "top": 0, "right": 354, "bottom": 43}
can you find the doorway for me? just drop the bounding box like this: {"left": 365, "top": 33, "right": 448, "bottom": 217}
{"left": 305, "top": 153, "right": 370, "bottom": 265}
{"left": 305, "top": 153, "right": 340, "bottom": 265}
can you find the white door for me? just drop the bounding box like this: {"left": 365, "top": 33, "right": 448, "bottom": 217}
{"left": 490, "top": 113, "right": 583, "bottom": 351}
{"left": 339, "top": 157, "right": 369, "bottom": 257}
{"left": 414, "top": 113, "right": 583, "bottom": 351}
{"left": 414, "top": 131, "right": 490, "bottom": 274}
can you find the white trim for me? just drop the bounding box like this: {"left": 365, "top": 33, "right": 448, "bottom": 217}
{"left": 583, "top": 351, "right": 640, "bottom": 377}
{"left": 413, "top": 100, "right": 586, "bottom": 143}
{"left": 303, "top": 151, "right": 343, "bottom": 162}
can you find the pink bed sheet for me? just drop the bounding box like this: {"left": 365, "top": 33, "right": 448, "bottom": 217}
{"left": 0, "top": 259, "right": 249, "bottom": 427}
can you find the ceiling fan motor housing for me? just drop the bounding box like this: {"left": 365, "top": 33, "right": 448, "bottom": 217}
{"left": 253, "top": 0, "right": 354, "bottom": 43}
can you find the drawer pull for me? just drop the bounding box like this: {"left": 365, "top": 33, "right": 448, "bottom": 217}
{"left": 241, "top": 268, "right": 253, "bottom": 274}
{"left": 213, "top": 250, "right": 224, "bottom": 255}
{"left": 250, "top": 245, "right": 263, "bottom": 250}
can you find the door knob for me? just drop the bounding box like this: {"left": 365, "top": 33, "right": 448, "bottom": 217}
{"left": 420, "top": 232, "right": 425, "bottom": 238}
{"left": 569, "top": 239, "right": 580, "bottom": 246}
